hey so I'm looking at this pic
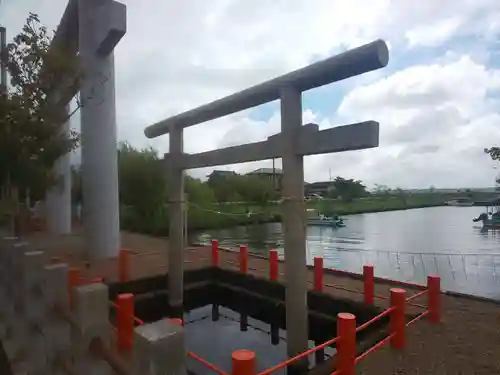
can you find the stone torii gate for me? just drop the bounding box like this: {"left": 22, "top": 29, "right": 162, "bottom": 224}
{"left": 144, "top": 39, "right": 390, "bottom": 368}
{"left": 45, "top": 0, "right": 126, "bottom": 259}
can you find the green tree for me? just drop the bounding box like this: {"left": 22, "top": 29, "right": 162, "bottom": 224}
{"left": 485, "top": 147, "right": 500, "bottom": 186}
{"left": 327, "top": 177, "right": 368, "bottom": 202}
{"left": 485, "top": 147, "right": 500, "bottom": 161}
{"left": 0, "top": 13, "right": 81, "bottom": 231}
{"left": 117, "top": 143, "right": 167, "bottom": 234}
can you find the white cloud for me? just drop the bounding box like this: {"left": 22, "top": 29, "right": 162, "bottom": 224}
{"left": 405, "top": 18, "right": 463, "bottom": 48}
{"left": 1, "top": 0, "right": 500, "bottom": 188}
{"left": 332, "top": 55, "right": 500, "bottom": 188}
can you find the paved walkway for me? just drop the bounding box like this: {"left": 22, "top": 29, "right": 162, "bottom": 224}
{"left": 26, "top": 231, "right": 500, "bottom": 374}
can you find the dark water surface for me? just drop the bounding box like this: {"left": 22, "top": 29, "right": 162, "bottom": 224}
{"left": 184, "top": 306, "right": 334, "bottom": 375}
{"left": 195, "top": 206, "right": 500, "bottom": 300}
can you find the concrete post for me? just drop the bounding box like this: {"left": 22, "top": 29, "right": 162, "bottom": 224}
{"left": 46, "top": 105, "right": 72, "bottom": 235}
{"left": 134, "top": 320, "right": 187, "bottom": 375}
{"left": 280, "top": 86, "right": 309, "bottom": 367}
{"left": 78, "top": 0, "right": 122, "bottom": 259}
{"left": 21, "top": 251, "right": 46, "bottom": 374}
{"left": 8, "top": 242, "right": 30, "bottom": 360}
{"left": 73, "top": 283, "right": 111, "bottom": 375}
{"left": 43, "top": 263, "right": 71, "bottom": 375}
{"left": 167, "top": 126, "right": 185, "bottom": 317}
{"left": 0, "top": 237, "right": 17, "bottom": 353}
{"left": 0, "top": 26, "right": 7, "bottom": 94}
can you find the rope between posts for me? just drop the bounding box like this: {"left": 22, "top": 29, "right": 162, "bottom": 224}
{"left": 187, "top": 351, "right": 229, "bottom": 375}
{"left": 109, "top": 301, "right": 144, "bottom": 325}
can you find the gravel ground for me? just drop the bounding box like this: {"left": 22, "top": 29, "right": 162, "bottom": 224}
{"left": 25, "top": 230, "right": 500, "bottom": 374}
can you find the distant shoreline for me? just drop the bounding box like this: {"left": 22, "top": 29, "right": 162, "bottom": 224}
{"left": 191, "top": 201, "right": 447, "bottom": 232}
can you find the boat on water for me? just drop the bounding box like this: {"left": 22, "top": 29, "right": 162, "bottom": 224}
{"left": 445, "top": 197, "right": 474, "bottom": 206}
{"left": 473, "top": 198, "right": 500, "bottom": 229}
{"left": 306, "top": 209, "right": 345, "bottom": 227}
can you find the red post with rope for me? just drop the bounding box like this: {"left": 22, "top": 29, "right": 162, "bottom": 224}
{"left": 390, "top": 288, "right": 406, "bottom": 349}
{"left": 68, "top": 267, "right": 80, "bottom": 309}
{"left": 240, "top": 245, "right": 248, "bottom": 275}
{"left": 118, "top": 249, "right": 130, "bottom": 283}
{"left": 116, "top": 293, "right": 134, "bottom": 354}
{"left": 314, "top": 257, "right": 323, "bottom": 292}
{"left": 269, "top": 250, "right": 278, "bottom": 281}
{"left": 363, "top": 264, "right": 374, "bottom": 305}
{"left": 336, "top": 312, "right": 356, "bottom": 375}
{"left": 232, "top": 349, "right": 256, "bottom": 375}
{"left": 211, "top": 239, "right": 220, "bottom": 267}
{"left": 427, "top": 275, "right": 441, "bottom": 323}
{"left": 168, "top": 318, "right": 184, "bottom": 326}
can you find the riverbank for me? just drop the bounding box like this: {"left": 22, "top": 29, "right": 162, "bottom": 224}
{"left": 120, "top": 194, "right": 450, "bottom": 235}
{"left": 182, "top": 195, "right": 447, "bottom": 232}
{"left": 22, "top": 230, "right": 500, "bottom": 375}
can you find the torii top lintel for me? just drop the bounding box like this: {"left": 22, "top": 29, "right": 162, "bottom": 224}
{"left": 144, "top": 39, "right": 389, "bottom": 139}
{"left": 51, "top": 0, "right": 127, "bottom": 57}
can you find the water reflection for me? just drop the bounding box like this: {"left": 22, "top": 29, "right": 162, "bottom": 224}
{"left": 195, "top": 207, "right": 500, "bottom": 300}
{"left": 184, "top": 305, "right": 333, "bottom": 375}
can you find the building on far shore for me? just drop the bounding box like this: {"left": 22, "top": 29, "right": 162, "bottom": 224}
{"left": 304, "top": 181, "right": 335, "bottom": 197}
{"left": 245, "top": 168, "right": 283, "bottom": 192}
{"left": 207, "top": 170, "right": 238, "bottom": 179}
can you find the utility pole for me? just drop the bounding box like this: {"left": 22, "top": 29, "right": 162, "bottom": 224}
{"left": 0, "top": 26, "right": 7, "bottom": 95}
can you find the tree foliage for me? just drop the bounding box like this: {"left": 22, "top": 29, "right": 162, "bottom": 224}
{"left": 484, "top": 147, "right": 500, "bottom": 186}
{"left": 207, "top": 173, "right": 278, "bottom": 204}
{"left": 0, "top": 13, "right": 81, "bottom": 208}
{"left": 326, "top": 177, "right": 368, "bottom": 202}
{"left": 485, "top": 147, "right": 500, "bottom": 161}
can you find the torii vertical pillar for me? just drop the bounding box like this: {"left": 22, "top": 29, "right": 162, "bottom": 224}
{"left": 78, "top": 0, "right": 126, "bottom": 259}
{"left": 280, "top": 86, "right": 309, "bottom": 370}
{"left": 46, "top": 105, "right": 72, "bottom": 234}
{"left": 167, "top": 127, "right": 185, "bottom": 317}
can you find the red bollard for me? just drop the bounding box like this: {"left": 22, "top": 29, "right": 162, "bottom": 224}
{"left": 314, "top": 257, "right": 324, "bottom": 292}
{"left": 116, "top": 293, "right": 134, "bottom": 354}
{"left": 336, "top": 313, "right": 356, "bottom": 375}
{"left": 232, "top": 349, "right": 256, "bottom": 375}
{"left": 363, "top": 265, "right": 375, "bottom": 305}
{"left": 427, "top": 275, "right": 441, "bottom": 323}
{"left": 240, "top": 245, "right": 248, "bottom": 274}
{"left": 119, "top": 249, "right": 130, "bottom": 283}
{"left": 390, "top": 288, "right": 406, "bottom": 349}
{"left": 269, "top": 250, "right": 278, "bottom": 281}
{"left": 211, "top": 239, "right": 220, "bottom": 267}
{"left": 168, "top": 318, "right": 184, "bottom": 326}
{"left": 68, "top": 267, "right": 80, "bottom": 309}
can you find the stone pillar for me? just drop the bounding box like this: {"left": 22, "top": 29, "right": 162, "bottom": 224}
{"left": 167, "top": 126, "right": 185, "bottom": 317}
{"left": 78, "top": 0, "right": 122, "bottom": 259}
{"left": 46, "top": 105, "right": 72, "bottom": 235}
{"left": 8, "top": 242, "right": 30, "bottom": 360}
{"left": 0, "top": 237, "right": 18, "bottom": 358}
{"left": 280, "top": 85, "right": 309, "bottom": 369}
{"left": 21, "top": 251, "right": 46, "bottom": 374}
{"left": 73, "top": 283, "right": 111, "bottom": 375}
{"left": 134, "top": 320, "right": 187, "bottom": 375}
{"left": 43, "top": 263, "right": 70, "bottom": 375}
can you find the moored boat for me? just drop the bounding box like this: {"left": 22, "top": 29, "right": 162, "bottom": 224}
{"left": 306, "top": 209, "right": 345, "bottom": 227}
{"left": 473, "top": 199, "right": 500, "bottom": 229}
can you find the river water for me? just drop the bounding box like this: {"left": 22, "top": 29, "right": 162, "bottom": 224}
{"left": 195, "top": 206, "right": 500, "bottom": 300}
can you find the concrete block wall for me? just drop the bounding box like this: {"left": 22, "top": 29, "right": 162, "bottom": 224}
{"left": 0, "top": 237, "right": 187, "bottom": 375}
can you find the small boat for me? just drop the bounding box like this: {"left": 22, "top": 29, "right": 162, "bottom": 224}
{"left": 307, "top": 209, "right": 345, "bottom": 227}
{"left": 473, "top": 201, "right": 500, "bottom": 229}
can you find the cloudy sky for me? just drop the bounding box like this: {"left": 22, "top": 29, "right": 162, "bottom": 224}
{"left": 2, "top": 0, "right": 500, "bottom": 189}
